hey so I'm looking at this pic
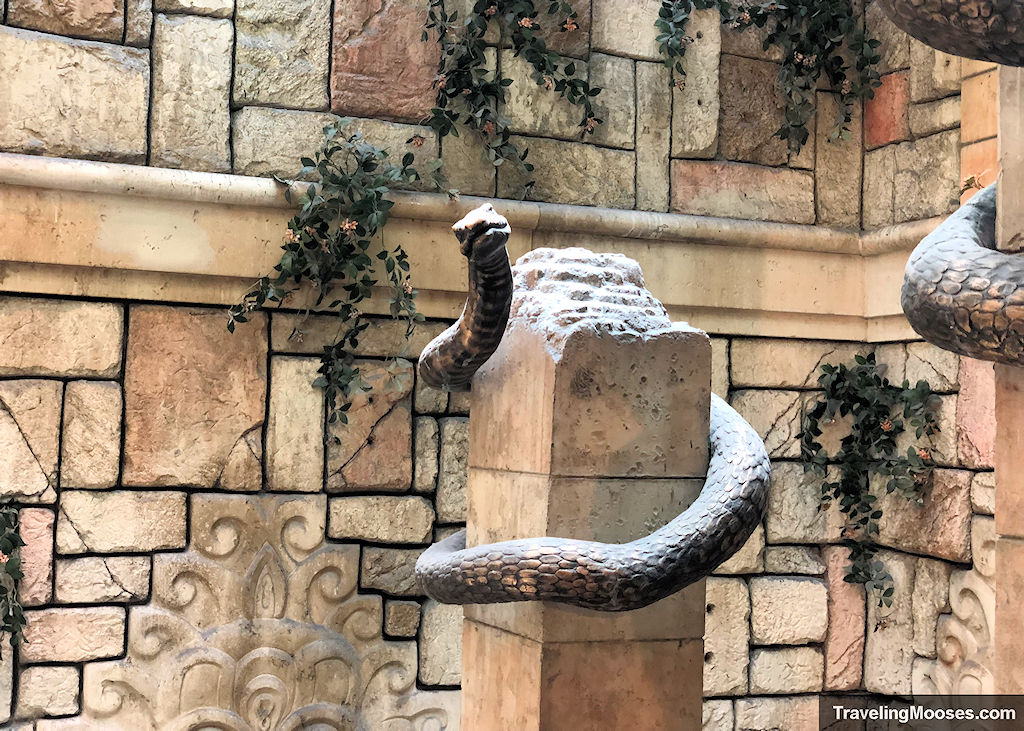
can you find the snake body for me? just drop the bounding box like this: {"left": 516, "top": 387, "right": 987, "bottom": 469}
{"left": 415, "top": 204, "right": 770, "bottom": 611}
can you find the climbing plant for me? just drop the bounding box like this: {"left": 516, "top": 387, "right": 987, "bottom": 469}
{"left": 228, "top": 120, "right": 438, "bottom": 424}
{"left": 798, "top": 353, "right": 938, "bottom": 607}
{"left": 0, "top": 505, "right": 26, "bottom": 652}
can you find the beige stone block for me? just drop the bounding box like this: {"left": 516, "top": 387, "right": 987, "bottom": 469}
{"left": 906, "top": 342, "right": 960, "bottom": 391}
{"left": 448, "top": 390, "right": 471, "bottom": 415}
{"left": 875, "top": 469, "right": 971, "bottom": 562}
{"left": 704, "top": 577, "right": 750, "bottom": 696}
{"left": 440, "top": 129, "right": 496, "bottom": 197}
{"left": 414, "top": 378, "right": 448, "bottom": 414}
{"left": 326, "top": 359, "right": 412, "bottom": 491}
{"left": 863, "top": 145, "right": 897, "bottom": 228}
{"left": 151, "top": 14, "right": 232, "bottom": 172}
{"left": 271, "top": 313, "right": 448, "bottom": 357}
{"left": 864, "top": 549, "right": 915, "bottom": 695}
{"left": 7, "top": 0, "right": 122, "bottom": 42}
{"left": 502, "top": 51, "right": 582, "bottom": 142}
{"left": 0, "top": 643, "right": 10, "bottom": 724}
{"left": 816, "top": 93, "right": 864, "bottom": 227}
{"left": 419, "top": 599, "right": 462, "bottom": 686}
{"left": 721, "top": 24, "right": 783, "bottom": 62}
{"left": 125, "top": 0, "right": 152, "bottom": 46}
{"left": 413, "top": 416, "right": 439, "bottom": 493}
{"left": 635, "top": 61, "right": 671, "bottom": 212}
{"left": 893, "top": 130, "right": 961, "bottom": 223}
{"left": 234, "top": 0, "right": 331, "bottom": 110}
{"left": 19, "top": 508, "right": 53, "bottom": 607}
{"left": 124, "top": 306, "right": 266, "bottom": 488}
{"left": 710, "top": 337, "right": 729, "bottom": 398}
{"left": 957, "top": 357, "right": 995, "bottom": 469}
{"left": 55, "top": 556, "right": 150, "bottom": 603}
{"left": 971, "top": 470, "right": 995, "bottom": 515}
{"left": 715, "top": 523, "right": 764, "bottom": 575}
{"left": 866, "top": 1, "right": 911, "bottom": 74}
{"left": 749, "top": 646, "right": 824, "bottom": 694}
{"left": 750, "top": 576, "right": 828, "bottom": 644}
{"left": 910, "top": 38, "right": 961, "bottom": 102}
{"left": 498, "top": 135, "right": 636, "bottom": 209}
{"left": 703, "top": 699, "right": 735, "bottom": 731}
{"left": 913, "top": 557, "right": 952, "bottom": 658}
{"left": 154, "top": 0, "right": 231, "bottom": 16}
{"left": 15, "top": 665, "right": 79, "bottom": 718}
{"left": 589, "top": 53, "right": 636, "bottom": 150}
{"left": 909, "top": 96, "right": 961, "bottom": 137}
{"left": 718, "top": 55, "right": 787, "bottom": 166}
{"left": 731, "top": 339, "right": 867, "bottom": 388}
{"left": 996, "top": 364, "right": 1024, "bottom": 538}
{"left": 57, "top": 491, "right": 186, "bottom": 554}
{"left": 763, "top": 546, "right": 824, "bottom": 575}
{"left": 21, "top": 607, "right": 125, "bottom": 662}
{"left": 995, "top": 535, "right": 1024, "bottom": 693}
{"left": 383, "top": 600, "right": 420, "bottom": 637}
{"left": 328, "top": 496, "right": 434, "bottom": 543}
{"left": 470, "top": 325, "right": 710, "bottom": 478}
{"left": 61, "top": 381, "right": 121, "bottom": 489}
{"left": 765, "top": 462, "right": 844, "bottom": 544}
{"left": 267, "top": 357, "right": 324, "bottom": 492}
{"left": 670, "top": 9, "right": 721, "bottom": 159}
{"left": 591, "top": 0, "right": 662, "bottom": 60}
{"left": 729, "top": 390, "right": 803, "bottom": 459}
{"left": 823, "top": 545, "right": 865, "bottom": 690}
{"left": 437, "top": 417, "right": 468, "bottom": 522}
{"left": 670, "top": 160, "right": 815, "bottom": 224}
{"left": 360, "top": 546, "right": 424, "bottom": 596}
{"left": 893, "top": 393, "right": 956, "bottom": 466}
{"left": 733, "top": 696, "right": 819, "bottom": 731}
{"left": 875, "top": 342, "right": 907, "bottom": 384}
{"left": 0, "top": 27, "right": 148, "bottom": 163}
{"left": 0, "top": 380, "right": 61, "bottom": 503}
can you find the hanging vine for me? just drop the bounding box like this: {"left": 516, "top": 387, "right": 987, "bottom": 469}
{"left": 0, "top": 505, "right": 25, "bottom": 652}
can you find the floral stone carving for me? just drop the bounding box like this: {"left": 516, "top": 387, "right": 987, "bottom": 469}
{"left": 44, "top": 494, "right": 459, "bottom": 730}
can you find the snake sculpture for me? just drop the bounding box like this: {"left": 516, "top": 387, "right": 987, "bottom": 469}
{"left": 875, "top": 0, "right": 1024, "bottom": 364}
{"left": 415, "top": 204, "right": 771, "bottom": 611}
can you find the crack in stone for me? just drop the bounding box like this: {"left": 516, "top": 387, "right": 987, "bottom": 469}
{"left": 99, "top": 558, "right": 137, "bottom": 599}
{"left": 329, "top": 398, "right": 402, "bottom": 484}
{"left": 57, "top": 504, "right": 90, "bottom": 553}
{"left": 0, "top": 392, "right": 54, "bottom": 490}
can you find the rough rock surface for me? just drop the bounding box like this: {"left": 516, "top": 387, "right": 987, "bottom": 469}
{"left": 61, "top": 381, "right": 121, "bottom": 489}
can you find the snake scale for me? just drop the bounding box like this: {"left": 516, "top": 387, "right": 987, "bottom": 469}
{"left": 415, "top": 204, "right": 771, "bottom": 611}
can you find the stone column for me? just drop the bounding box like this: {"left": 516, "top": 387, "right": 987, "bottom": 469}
{"left": 458, "top": 254, "right": 711, "bottom": 730}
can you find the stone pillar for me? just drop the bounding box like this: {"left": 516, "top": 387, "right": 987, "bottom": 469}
{"left": 459, "top": 254, "right": 711, "bottom": 730}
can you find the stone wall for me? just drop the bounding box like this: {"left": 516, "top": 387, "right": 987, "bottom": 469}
{"left": 0, "top": 0, "right": 962, "bottom": 227}
{"left": 0, "top": 294, "right": 994, "bottom": 729}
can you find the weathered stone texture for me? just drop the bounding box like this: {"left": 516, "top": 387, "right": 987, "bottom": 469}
{"left": 909, "top": 38, "right": 961, "bottom": 102}
{"left": 864, "top": 550, "right": 915, "bottom": 695}
{"left": 0, "top": 298, "right": 122, "bottom": 378}
{"left": 749, "top": 646, "right": 824, "bottom": 694}
{"left": 21, "top": 607, "right": 125, "bottom": 662}
{"left": 327, "top": 360, "right": 413, "bottom": 492}
{"left": 0, "top": 27, "right": 148, "bottom": 162}
{"left": 419, "top": 599, "right": 462, "bottom": 686}
{"left": 151, "top": 14, "right": 232, "bottom": 172}
{"left": 671, "top": 161, "right": 814, "bottom": 224}
{"left": 415, "top": 379, "right": 448, "bottom": 414}
{"left": 589, "top": 53, "right": 636, "bottom": 150}
{"left": 715, "top": 523, "right": 764, "bottom": 575}
{"left": 413, "top": 416, "right": 440, "bottom": 493}
{"left": 499, "top": 136, "right": 636, "bottom": 209}
{"left": 875, "top": 342, "right": 907, "bottom": 383}
{"left": 763, "top": 546, "right": 824, "bottom": 575}
{"left": 913, "top": 557, "right": 952, "bottom": 658}
{"left": 957, "top": 357, "right": 995, "bottom": 469}
{"left": 384, "top": 600, "right": 420, "bottom": 637}
{"left": 55, "top": 556, "right": 150, "bottom": 603}
{"left": 718, "top": 55, "right": 787, "bottom": 166}
{"left": 124, "top": 306, "right": 266, "bottom": 488}
{"left": 502, "top": 51, "right": 587, "bottom": 143}
{"left": 57, "top": 490, "right": 187, "bottom": 553}
{"left": 731, "top": 339, "right": 866, "bottom": 389}
{"left": 909, "top": 96, "right": 961, "bottom": 137}
{"left": 331, "top": 0, "right": 439, "bottom": 122}
{"left": 866, "top": 130, "right": 960, "bottom": 227}
{"left": 876, "top": 469, "right": 972, "bottom": 562}
{"left": 733, "top": 696, "right": 818, "bottom": 731}
{"left": 863, "top": 145, "right": 898, "bottom": 228}
{"left": 721, "top": 23, "right": 783, "bottom": 62}
{"left": 15, "top": 665, "right": 80, "bottom": 719}
{"left": 866, "top": 1, "right": 911, "bottom": 74}
{"left": 591, "top": 0, "right": 662, "bottom": 60}
{"left": 8, "top": 0, "right": 123, "bottom": 41}
{"left": 704, "top": 577, "right": 750, "bottom": 696}
{"left": 765, "top": 463, "right": 844, "bottom": 544}
{"left": 750, "top": 576, "right": 828, "bottom": 645}
{"left": 61, "top": 381, "right": 121, "bottom": 489}
{"left": 702, "top": 699, "right": 734, "bottom": 731}
{"left": 267, "top": 357, "right": 324, "bottom": 492}
{"left": 440, "top": 130, "right": 497, "bottom": 197}
{"left": 710, "top": 338, "right": 729, "bottom": 398}
{"left": 729, "top": 390, "right": 803, "bottom": 459}
{"left": 271, "top": 313, "right": 447, "bottom": 358}
{"left": 19, "top": 507, "right": 54, "bottom": 606}
{"left": 823, "top": 546, "right": 865, "bottom": 690}
{"left": 360, "top": 547, "right": 423, "bottom": 596}
{"left": 865, "top": 71, "right": 910, "bottom": 148}
{"left": 154, "top": 0, "right": 231, "bottom": 17}
{"left": 972, "top": 470, "right": 995, "bottom": 515}
{"left": 816, "top": 93, "right": 863, "bottom": 227}
{"left": 0, "top": 380, "right": 61, "bottom": 503}
{"left": 234, "top": 0, "right": 331, "bottom": 110}
{"left": 671, "top": 10, "right": 721, "bottom": 159}
{"left": 906, "top": 342, "right": 959, "bottom": 391}
{"left": 328, "top": 496, "right": 434, "bottom": 543}
{"left": 636, "top": 61, "right": 671, "bottom": 211}
{"left": 437, "top": 417, "right": 469, "bottom": 523}
{"left": 125, "top": 0, "right": 153, "bottom": 46}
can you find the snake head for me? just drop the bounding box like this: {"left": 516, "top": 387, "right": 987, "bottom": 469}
{"left": 452, "top": 203, "right": 511, "bottom": 261}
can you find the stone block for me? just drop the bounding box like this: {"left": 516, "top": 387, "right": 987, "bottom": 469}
{"left": 124, "top": 306, "right": 266, "bottom": 488}
{"left": 718, "top": 55, "right": 787, "bottom": 166}
{"left": 995, "top": 535, "right": 1024, "bottom": 693}
{"left": 765, "top": 462, "right": 844, "bottom": 544}
{"left": 823, "top": 545, "right": 865, "bottom": 690}
{"left": 864, "top": 549, "right": 915, "bottom": 695}
{"left": 670, "top": 161, "right": 815, "bottom": 224}
{"left": 271, "top": 313, "right": 448, "bottom": 358}
{"left": 154, "top": 0, "right": 230, "bottom": 17}
{"left": 815, "top": 93, "right": 863, "bottom": 227}
{"left": 591, "top": 0, "right": 662, "bottom": 60}
{"left": 750, "top": 576, "right": 828, "bottom": 645}
{"left": 961, "top": 138, "right": 999, "bottom": 202}
{"left": 448, "top": 390, "right": 471, "bottom": 415}
{"left": 863, "top": 145, "right": 897, "bottom": 228}
{"left": 414, "top": 378, "right": 448, "bottom": 414}
{"left": 733, "top": 696, "right": 819, "bottom": 731}
{"left": 702, "top": 700, "right": 734, "bottom": 731}
{"left": 710, "top": 338, "right": 729, "bottom": 398}
{"left": 0, "top": 298, "right": 122, "bottom": 379}
{"left": 763, "top": 546, "right": 824, "bottom": 575}
{"left": 913, "top": 557, "right": 952, "bottom": 658}
{"left": 729, "top": 390, "right": 803, "bottom": 459}
{"left": 906, "top": 342, "right": 959, "bottom": 391}
{"left": 670, "top": 9, "right": 721, "bottom": 159}
{"left": 56, "top": 491, "right": 186, "bottom": 554}
{"left": 636, "top": 61, "right": 671, "bottom": 212}
{"left": 498, "top": 136, "right": 636, "bottom": 209}
{"left": 957, "top": 357, "right": 995, "bottom": 469}
{"left": 909, "top": 96, "right": 961, "bottom": 137}
{"left": 0, "top": 27, "right": 148, "bottom": 163}
{"left": 721, "top": 24, "right": 783, "bottom": 62}
{"left": 125, "top": 0, "right": 152, "bottom": 46}
{"left": 440, "top": 130, "right": 497, "bottom": 197}
{"left": 15, "top": 666, "right": 79, "bottom": 719}
{"left": 865, "top": 71, "right": 910, "bottom": 148}
{"left": 589, "top": 53, "right": 636, "bottom": 150}
{"left": 151, "top": 14, "right": 232, "bottom": 172}
{"left": 0, "top": 380, "right": 61, "bottom": 503}
{"left": 419, "top": 599, "right": 462, "bottom": 686}
{"left": 234, "top": 0, "right": 331, "bottom": 110}
{"left": 704, "top": 577, "right": 750, "bottom": 696}
{"left": 19, "top": 508, "right": 53, "bottom": 606}
{"left": 893, "top": 392, "right": 957, "bottom": 466}
{"left": 326, "top": 360, "right": 413, "bottom": 492}
{"left": 875, "top": 469, "right": 971, "bottom": 562}
{"left": 267, "top": 357, "right": 324, "bottom": 492}
{"left": 715, "top": 523, "right": 764, "bottom": 575}
{"left": 961, "top": 71, "right": 997, "bottom": 143}
{"left": 7, "top": 0, "right": 122, "bottom": 42}
{"left": 437, "top": 417, "right": 468, "bottom": 523}
{"left": 502, "top": 50, "right": 587, "bottom": 142}
{"left": 330, "top": 0, "right": 439, "bottom": 122}
{"left": 749, "top": 646, "right": 824, "bottom": 694}
{"left": 55, "top": 556, "right": 150, "bottom": 603}
{"left": 61, "top": 381, "right": 121, "bottom": 489}
{"left": 413, "top": 416, "right": 439, "bottom": 493}
{"left": 21, "top": 607, "right": 125, "bottom": 662}
{"left": 328, "top": 496, "right": 434, "bottom": 543}
{"left": 971, "top": 470, "right": 995, "bottom": 515}
{"left": 866, "top": 1, "right": 911, "bottom": 74}
{"left": 996, "top": 365, "right": 1024, "bottom": 539}
{"left": 384, "top": 600, "right": 420, "bottom": 637}
{"left": 910, "top": 38, "right": 961, "bottom": 102}
{"left": 360, "top": 547, "right": 424, "bottom": 596}
{"left": 731, "top": 339, "right": 866, "bottom": 388}
{"left": 875, "top": 342, "right": 907, "bottom": 383}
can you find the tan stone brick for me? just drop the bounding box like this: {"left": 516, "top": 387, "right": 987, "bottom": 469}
{"left": 957, "top": 357, "right": 995, "bottom": 469}
{"left": 414, "top": 378, "right": 448, "bottom": 414}
{"left": 21, "top": 607, "right": 125, "bottom": 662}
{"left": 125, "top": 0, "right": 152, "bottom": 46}
{"left": 865, "top": 71, "right": 910, "bottom": 148}
{"left": 124, "top": 306, "right": 266, "bottom": 488}
{"left": 670, "top": 161, "right": 815, "bottom": 224}
{"left": 437, "top": 417, "right": 468, "bottom": 523}
{"left": 703, "top": 699, "right": 735, "bottom": 731}
{"left": 15, "top": 666, "right": 79, "bottom": 719}
{"left": 733, "top": 696, "right": 818, "bottom": 731}
{"left": 863, "top": 145, "right": 897, "bottom": 228}
{"left": 704, "top": 577, "right": 750, "bottom": 696}
{"left": 151, "top": 14, "right": 232, "bottom": 172}
{"left": 749, "top": 646, "right": 824, "bottom": 694}
{"left": 61, "top": 381, "right": 121, "bottom": 489}
{"left": 731, "top": 339, "right": 867, "bottom": 388}
{"left": 864, "top": 549, "right": 915, "bottom": 695}
{"left": 57, "top": 491, "right": 186, "bottom": 554}
{"left": 270, "top": 313, "right": 447, "bottom": 358}
{"left": 0, "top": 380, "right": 60, "bottom": 503}
{"left": 154, "top": 0, "right": 231, "bottom": 17}
{"left": 710, "top": 337, "right": 729, "bottom": 398}
{"left": 440, "top": 129, "right": 497, "bottom": 197}
{"left": 0, "top": 645, "right": 10, "bottom": 724}
{"left": 448, "top": 390, "right": 471, "bottom": 415}
{"left": 384, "top": 599, "right": 420, "bottom": 637}
{"left": 360, "top": 547, "right": 424, "bottom": 595}
{"left": 721, "top": 23, "right": 783, "bottom": 62}
{"left": 419, "top": 599, "right": 462, "bottom": 686}
{"left": 19, "top": 508, "right": 53, "bottom": 607}
{"left": 590, "top": 54, "right": 636, "bottom": 150}
{"left": 330, "top": 0, "right": 438, "bottom": 122}
{"left": 502, "top": 51, "right": 583, "bottom": 142}
{"left": 55, "top": 556, "right": 150, "bottom": 603}
{"left": 763, "top": 546, "right": 824, "bottom": 575}
{"left": 875, "top": 469, "right": 971, "bottom": 561}
{"left": 906, "top": 341, "right": 960, "bottom": 391}
{"left": 913, "top": 557, "right": 952, "bottom": 658}
{"left": 893, "top": 393, "right": 956, "bottom": 466}
{"left": 893, "top": 130, "right": 961, "bottom": 224}
{"left": 328, "top": 495, "right": 434, "bottom": 543}
{"left": 823, "top": 545, "right": 865, "bottom": 690}
{"left": 715, "top": 524, "right": 764, "bottom": 575}
{"left": 0, "top": 27, "right": 148, "bottom": 163}
{"left": 909, "top": 96, "right": 961, "bottom": 137}
{"left": 750, "top": 576, "right": 828, "bottom": 644}
{"left": 413, "top": 416, "right": 439, "bottom": 493}
{"left": 765, "top": 462, "right": 844, "bottom": 544}
{"left": 910, "top": 38, "right": 961, "bottom": 103}
{"left": 267, "top": 357, "right": 324, "bottom": 492}
{"left": 971, "top": 470, "right": 995, "bottom": 515}
{"left": 0, "top": 298, "right": 122, "bottom": 379}
{"left": 671, "top": 9, "right": 721, "bottom": 159}
{"left": 718, "top": 55, "right": 787, "bottom": 166}
{"left": 866, "top": 1, "right": 911, "bottom": 74}
{"left": 636, "top": 61, "right": 671, "bottom": 212}
{"left": 7, "top": 0, "right": 122, "bottom": 42}
{"left": 591, "top": 0, "right": 662, "bottom": 61}
{"left": 816, "top": 93, "right": 863, "bottom": 227}
{"left": 875, "top": 342, "right": 907, "bottom": 383}
{"left": 729, "top": 390, "right": 804, "bottom": 459}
